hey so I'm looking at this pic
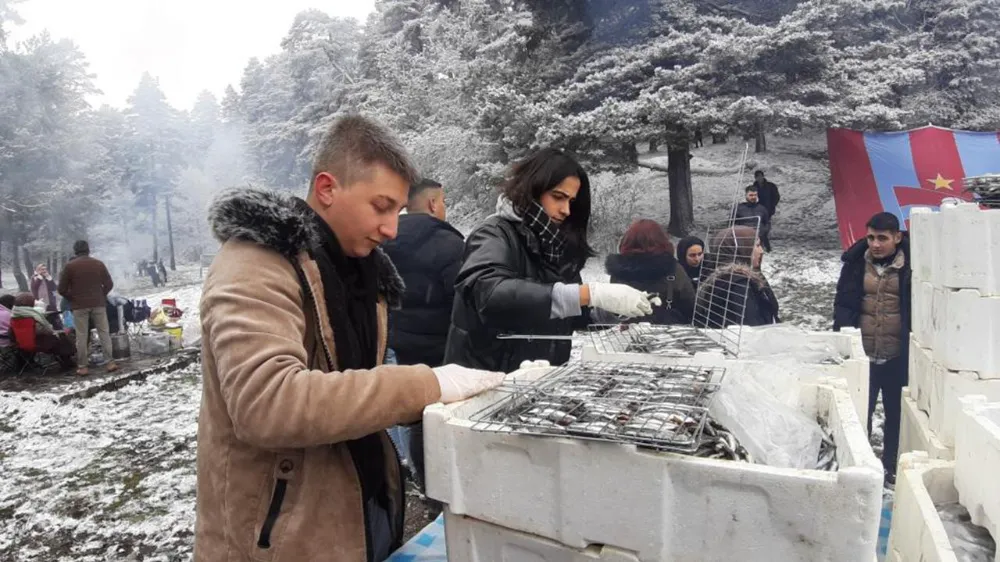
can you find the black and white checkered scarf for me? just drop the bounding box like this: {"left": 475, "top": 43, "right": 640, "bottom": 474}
{"left": 522, "top": 201, "right": 568, "bottom": 265}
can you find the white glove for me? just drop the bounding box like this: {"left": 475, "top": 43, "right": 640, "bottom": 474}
{"left": 432, "top": 364, "right": 507, "bottom": 403}
{"left": 588, "top": 282, "right": 654, "bottom": 318}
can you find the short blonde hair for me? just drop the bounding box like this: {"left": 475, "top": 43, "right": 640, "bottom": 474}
{"left": 311, "top": 115, "right": 418, "bottom": 188}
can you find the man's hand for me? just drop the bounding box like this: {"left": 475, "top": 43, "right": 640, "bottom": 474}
{"left": 432, "top": 364, "right": 506, "bottom": 403}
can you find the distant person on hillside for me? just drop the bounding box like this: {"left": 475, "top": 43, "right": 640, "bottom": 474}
{"left": 734, "top": 185, "right": 772, "bottom": 251}
{"left": 749, "top": 170, "right": 780, "bottom": 220}
{"left": 157, "top": 259, "right": 168, "bottom": 285}
{"left": 58, "top": 240, "right": 117, "bottom": 376}
{"left": 603, "top": 220, "right": 696, "bottom": 325}
{"left": 693, "top": 128, "right": 704, "bottom": 148}
{"left": 833, "top": 212, "right": 911, "bottom": 485}
{"left": 31, "top": 264, "right": 63, "bottom": 330}
{"left": 676, "top": 236, "right": 705, "bottom": 293}
{"left": 695, "top": 226, "right": 778, "bottom": 327}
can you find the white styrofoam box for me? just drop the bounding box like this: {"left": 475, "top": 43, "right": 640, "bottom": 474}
{"left": 932, "top": 288, "right": 1000, "bottom": 378}
{"left": 910, "top": 334, "right": 935, "bottom": 414}
{"left": 582, "top": 326, "right": 871, "bottom": 426}
{"left": 938, "top": 203, "right": 1000, "bottom": 296}
{"left": 899, "top": 388, "right": 953, "bottom": 462}
{"left": 954, "top": 395, "right": 1000, "bottom": 547}
{"left": 909, "top": 206, "right": 938, "bottom": 286}
{"left": 886, "top": 452, "right": 963, "bottom": 562}
{"left": 913, "top": 281, "right": 935, "bottom": 351}
{"left": 425, "top": 375, "right": 883, "bottom": 562}
{"left": 928, "top": 367, "right": 1000, "bottom": 447}
{"left": 444, "top": 509, "right": 641, "bottom": 562}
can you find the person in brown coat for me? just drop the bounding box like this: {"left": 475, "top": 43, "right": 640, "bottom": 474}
{"left": 695, "top": 225, "right": 779, "bottom": 327}
{"left": 58, "top": 240, "right": 117, "bottom": 375}
{"left": 195, "top": 115, "right": 505, "bottom": 562}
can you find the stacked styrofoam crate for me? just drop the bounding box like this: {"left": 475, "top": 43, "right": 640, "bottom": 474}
{"left": 905, "top": 204, "right": 1000, "bottom": 459}
{"left": 582, "top": 325, "right": 870, "bottom": 426}
{"left": 954, "top": 396, "right": 1000, "bottom": 556}
{"left": 424, "top": 365, "right": 883, "bottom": 562}
{"left": 886, "top": 452, "right": 971, "bottom": 562}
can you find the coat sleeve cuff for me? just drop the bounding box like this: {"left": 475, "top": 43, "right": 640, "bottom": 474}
{"left": 550, "top": 282, "right": 582, "bottom": 320}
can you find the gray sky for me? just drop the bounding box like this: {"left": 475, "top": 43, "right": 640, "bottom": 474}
{"left": 9, "top": 0, "right": 376, "bottom": 110}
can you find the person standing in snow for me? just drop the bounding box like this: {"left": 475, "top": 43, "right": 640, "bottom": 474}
{"left": 382, "top": 178, "right": 464, "bottom": 506}
{"left": 734, "top": 185, "right": 772, "bottom": 252}
{"left": 748, "top": 170, "right": 780, "bottom": 230}
{"left": 58, "top": 240, "right": 117, "bottom": 376}
{"left": 676, "top": 236, "right": 706, "bottom": 293}
{"left": 383, "top": 178, "right": 463, "bottom": 368}
{"left": 603, "top": 219, "right": 696, "bottom": 325}
{"left": 31, "top": 263, "right": 62, "bottom": 330}
{"left": 195, "top": 115, "right": 505, "bottom": 562}
{"left": 833, "top": 212, "right": 911, "bottom": 485}
{"left": 695, "top": 226, "right": 778, "bottom": 327}
{"left": 444, "top": 148, "right": 656, "bottom": 372}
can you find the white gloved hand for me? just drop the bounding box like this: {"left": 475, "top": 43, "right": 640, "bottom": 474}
{"left": 432, "top": 364, "right": 507, "bottom": 403}
{"left": 588, "top": 282, "right": 654, "bottom": 318}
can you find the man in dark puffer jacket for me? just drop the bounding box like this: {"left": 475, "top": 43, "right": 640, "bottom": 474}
{"left": 383, "top": 179, "right": 465, "bottom": 367}
{"left": 833, "top": 212, "right": 911, "bottom": 485}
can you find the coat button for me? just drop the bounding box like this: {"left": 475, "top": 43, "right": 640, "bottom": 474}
{"left": 279, "top": 459, "right": 294, "bottom": 474}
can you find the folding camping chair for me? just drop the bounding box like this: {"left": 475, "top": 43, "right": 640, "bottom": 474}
{"left": 9, "top": 317, "right": 57, "bottom": 376}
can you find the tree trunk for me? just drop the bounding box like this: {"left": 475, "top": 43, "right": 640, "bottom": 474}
{"left": 755, "top": 129, "right": 767, "bottom": 153}
{"left": 166, "top": 194, "right": 176, "bottom": 270}
{"left": 12, "top": 236, "right": 28, "bottom": 292}
{"left": 51, "top": 253, "right": 58, "bottom": 278}
{"left": 649, "top": 138, "right": 659, "bottom": 153}
{"left": 0, "top": 234, "right": 4, "bottom": 288}
{"left": 666, "top": 146, "right": 695, "bottom": 237}
{"left": 151, "top": 196, "right": 159, "bottom": 262}
{"left": 22, "top": 246, "right": 33, "bottom": 277}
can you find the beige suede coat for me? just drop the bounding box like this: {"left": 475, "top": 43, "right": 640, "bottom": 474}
{"left": 195, "top": 189, "right": 440, "bottom": 562}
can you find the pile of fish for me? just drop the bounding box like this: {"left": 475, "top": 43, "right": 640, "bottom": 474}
{"left": 696, "top": 420, "right": 753, "bottom": 462}
{"left": 966, "top": 174, "right": 1000, "bottom": 209}
{"left": 478, "top": 363, "right": 720, "bottom": 452}
{"left": 591, "top": 324, "right": 724, "bottom": 356}
{"left": 937, "top": 502, "right": 997, "bottom": 562}
{"left": 816, "top": 426, "right": 839, "bottom": 472}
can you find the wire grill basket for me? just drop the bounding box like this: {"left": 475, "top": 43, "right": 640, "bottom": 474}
{"left": 586, "top": 323, "right": 725, "bottom": 357}
{"left": 469, "top": 361, "right": 726, "bottom": 453}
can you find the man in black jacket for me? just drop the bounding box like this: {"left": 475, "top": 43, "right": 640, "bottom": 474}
{"left": 384, "top": 178, "right": 464, "bottom": 367}
{"left": 734, "top": 185, "right": 772, "bottom": 251}
{"left": 833, "top": 212, "right": 911, "bottom": 484}
{"left": 383, "top": 179, "right": 464, "bottom": 506}
{"left": 750, "top": 170, "right": 780, "bottom": 219}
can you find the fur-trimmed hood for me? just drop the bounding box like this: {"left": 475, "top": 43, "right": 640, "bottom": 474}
{"left": 208, "top": 188, "right": 405, "bottom": 306}
{"left": 605, "top": 252, "right": 678, "bottom": 281}
{"left": 702, "top": 263, "right": 770, "bottom": 293}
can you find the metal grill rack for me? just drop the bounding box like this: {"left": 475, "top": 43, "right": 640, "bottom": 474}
{"left": 691, "top": 217, "right": 763, "bottom": 356}
{"left": 586, "top": 323, "right": 725, "bottom": 357}
{"left": 470, "top": 361, "right": 726, "bottom": 453}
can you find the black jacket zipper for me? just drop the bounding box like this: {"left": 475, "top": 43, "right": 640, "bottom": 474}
{"left": 257, "top": 478, "right": 288, "bottom": 548}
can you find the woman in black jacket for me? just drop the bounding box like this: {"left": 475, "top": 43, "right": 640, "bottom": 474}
{"left": 604, "top": 220, "right": 696, "bottom": 324}
{"left": 676, "top": 236, "right": 705, "bottom": 293}
{"left": 444, "top": 148, "right": 655, "bottom": 372}
{"left": 694, "top": 226, "right": 779, "bottom": 327}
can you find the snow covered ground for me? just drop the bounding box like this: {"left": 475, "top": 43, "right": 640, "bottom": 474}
{"left": 0, "top": 135, "right": 880, "bottom": 560}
